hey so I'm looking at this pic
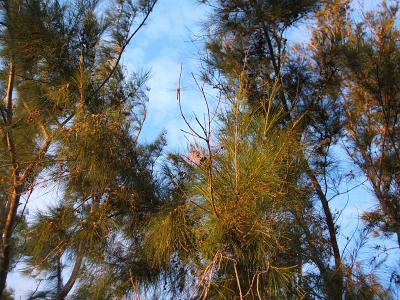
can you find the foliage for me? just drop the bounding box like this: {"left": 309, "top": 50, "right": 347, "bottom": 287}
{"left": 145, "top": 88, "right": 310, "bottom": 298}
{"left": 0, "top": 0, "right": 161, "bottom": 298}
{"left": 1, "top": 0, "right": 399, "bottom": 299}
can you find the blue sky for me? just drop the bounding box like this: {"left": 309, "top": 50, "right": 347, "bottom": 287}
{"left": 123, "top": 0, "right": 211, "bottom": 151}
{"left": 8, "top": 0, "right": 398, "bottom": 298}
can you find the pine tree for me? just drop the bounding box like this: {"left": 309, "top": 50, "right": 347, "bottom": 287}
{"left": 0, "top": 0, "right": 158, "bottom": 297}
{"left": 309, "top": 0, "right": 400, "bottom": 255}
{"left": 198, "top": 0, "right": 350, "bottom": 298}
{"left": 1, "top": 0, "right": 398, "bottom": 298}
{"left": 193, "top": 0, "right": 396, "bottom": 298}
{"left": 340, "top": 1, "right": 399, "bottom": 247}
{"left": 145, "top": 86, "right": 308, "bottom": 298}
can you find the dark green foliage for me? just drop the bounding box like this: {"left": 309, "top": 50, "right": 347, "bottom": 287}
{"left": 0, "top": 0, "right": 161, "bottom": 298}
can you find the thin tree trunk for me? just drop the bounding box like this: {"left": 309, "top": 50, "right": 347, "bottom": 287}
{"left": 53, "top": 255, "right": 83, "bottom": 300}
{"left": 305, "top": 166, "right": 343, "bottom": 299}
{"left": 0, "top": 59, "right": 19, "bottom": 297}
{"left": 256, "top": 14, "right": 344, "bottom": 297}
{"left": 57, "top": 257, "right": 63, "bottom": 294}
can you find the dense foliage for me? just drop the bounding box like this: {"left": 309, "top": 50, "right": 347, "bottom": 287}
{"left": 0, "top": 0, "right": 399, "bottom": 299}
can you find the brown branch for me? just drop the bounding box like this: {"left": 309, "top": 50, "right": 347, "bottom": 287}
{"left": 233, "top": 261, "right": 244, "bottom": 300}
{"left": 0, "top": 59, "right": 19, "bottom": 296}
{"left": 88, "top": 0, "right": 158, "bottom": 100}
{"left": 54, "top": 255, "right": 83, "bottom": 300}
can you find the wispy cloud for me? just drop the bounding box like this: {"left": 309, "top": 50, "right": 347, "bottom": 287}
{"left": 122, "top": 0, "right": 211, "bottom": 151}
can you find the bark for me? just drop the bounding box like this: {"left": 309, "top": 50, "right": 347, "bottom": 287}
{"left": 305, "top": 166, "right": 343, "bottom": 299}
{"left": 254, "top": 9, "right": 344, "bottom": 297}
{"left": 53, "top": 255, "right": 83, "bottom": 300}
{"left": 0, "top": 59, "right": 19, "bottom": 297}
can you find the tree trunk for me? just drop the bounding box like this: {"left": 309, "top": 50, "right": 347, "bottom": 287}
{"left": 0, "top": 59, "right": 19, "bottom": 297}
{"left": 257, "top": 11, "right": 344, "bottom": 297}
{"left": 305, "top": 166, "right": 343, "bottom": 299}
{"left": 53, "top": 255, "right": 83, "bottom": 300}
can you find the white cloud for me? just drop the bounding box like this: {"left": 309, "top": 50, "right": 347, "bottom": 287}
{"left": 120, "top": 0, "right": 213, "bottom": 151}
